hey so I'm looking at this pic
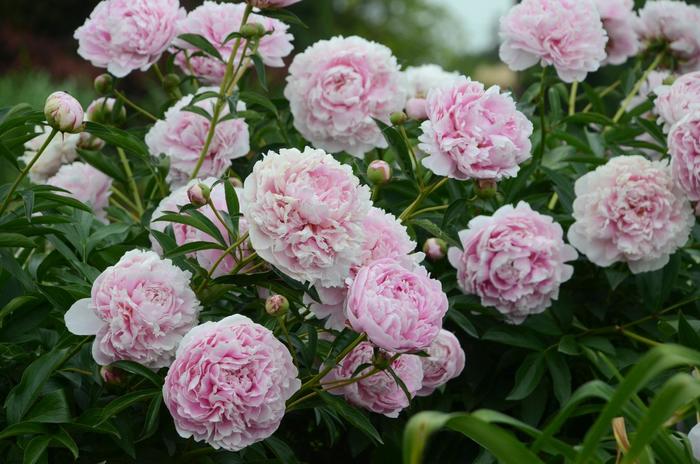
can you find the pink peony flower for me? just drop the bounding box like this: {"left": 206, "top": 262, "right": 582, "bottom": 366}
{"left": 306, "top": 207, "right": 419, "bottom": 330}
{"left": 145, "top": 88, "right": 250, "bottom": 187}
{"left": 568, "top": 155, "right": 694, "bottom": 274}
{"left": 284, "top": 36, "right": 405, "bottom": 157}
{"left": 416, "top": 329, "right": 465, "bottom": 397}
{"left": 163, "top": 315, "right": 300, "bottom": 450}
{"left": 668, "top": 112, "right": 700, "bottom": 201}
{"left": 402, "top": 64, "right": 461, "bottom": 120}
{"left": 346, "top": 258, "right": 447, "bottom": 352}
{"left": 47, "top": 162, "right": 113, "bottom": 221}
{"left": 246, "top": 0, "right": 301, "bottom": 8}
{"left": 322, "top": 341, "right": 423, "bottom": 418}
{"left": 74, "top": 0, "right": 185, "bottom": 78}
{"left": 418, "top": 76, "right": 533, "bottom": 181}
{"left": 594, "top": 0, "right": 640, "bottom": 65}
{"left": 241, "top": 147, "right": 371, "bottom": 287}
{"left": 637, "top": 1, "right": 700, "bottom": 73}
{"left": 499, "top": 0, "right": 608, "bottom": 82}
{"left": 173, "top": 2, "right": 293, "bottom": 84}
{"left": 22, "top": 129, "right": 79, "bottom": 183}
{"left": 449, "top": 202, "right": 577, "bottom": 324}
{"left": 654, "top": 71, "right": 700, "bottom": 132}
{"left": 44, "top": 91, "right": 84, "bottom": 133}
{"left": 64, "top": 250, "right": 201, "bottom": 368}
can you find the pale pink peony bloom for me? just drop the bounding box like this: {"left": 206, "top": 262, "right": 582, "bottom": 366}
{"left": 416, "top": 329, "right": 465, "bottom": 397}
{"left": 44, "top": 92, "right": 84, "bottom": 133}
{"left": 568, "top": 155, "right": 694, "bottom": 274}
{"left": 499, "top": 0, "right": 607, "bottom": 83}
{"left": 47, "top": 162, "right": 113, "bottom": 221}
{"left": 637, "top": 1, "right": 700, "bottom": 73}
{"left": 163, "top": 315, "right": 300, "bottom": 450}
{"left": 145, "top": 88, "right": 249, "bottom": 187}
{"left": 322, "top": 341, "right": 423, "bottom": 418}
{"left": 347, "top": 258, "right": 447, "bottom": 352}
{"left": 22, "top": 130, "right": 79, "bottom": 183}
{"left": 418, "top": 76, "right": 533, "bottom": 181}
{"left": 74, "top": 0, "right": 185, "bottom": 78}
{"left": 246, "top": 0, "right": 301, "bottom": 7}
{"left": 402, "top": 64, "right": 461, "bottom": 120}
{"left": 284, "top": 36, "right": 406, "bottom": 157}
{"left": 449, "top": 202, "right": 577, "bottom": 324}
{"left": 654, "top": 71, "right": 700, "bottom": 132}
{"left": 594, "top": 0, "right": 640, "bottom": 65}
{"left": 241, "top": 147, "right": 371, "bottom": 286}
{"left": 64, "top": 250, "right": 201, "bottom": 368}
{"left": 668, "top": 112, "right": 700, "bottom": 201}
{"left": 173, "top": 2, "right": 293, "bottom": 84}
{"left": 306, "top": 207, "right": 419, "bottom": 330}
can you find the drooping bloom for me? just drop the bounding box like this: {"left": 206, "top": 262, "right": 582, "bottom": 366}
{"left": 22, "top": 130, "right": 79, "bottom": 183}
{"left": 654, "top": 71, "right": 700, "bottom": 132}
{"left": 241, "top": 147, "right": 371, "bottom": 287}
{"left": 568, "top": 155, "right": 694, "bottom": 274}
{"left": 418, "top": 76, "right": 533, "bottom": 181}
{"left": 64, "top": 250, "right": 201, "bottom": 368}
{"left": 173, "top": 2, "right": 293, "bottom": 84}
{"left": 145, "top": 88, "right": 249, "bottom": 187}
{"left": 593, "top": 0, "right": 640, "bottom": 65}
{"left": 498, "top": 0, "right": 608, "bottom": 82}
{"left": 163, "top": 315, "right": 300, "bottom": 450}
{"left": 449, "top": 202, "right": 577, "bottom": 324}
{"left": 75, "top": 0, "right": 185, "bottom": 77}
{"left": 44, "top": 91, "right": 84, "bottom": 133}
{"left": 284, "top": 36, "right": 405, "bottom": 157}
{"left": 668, "top": 112, "right": 700, "bottom": 201}
{"left": 322, "top": 341, "right": 423, "bottom": 418}
{"left": 47, "top": 162, "right": 113, "bottom": 221}
{"left": 402, "top": 64, "right": 461, "bottom": 120}
{"left": 416, "top": 329, "right": 465, "bottom": 396}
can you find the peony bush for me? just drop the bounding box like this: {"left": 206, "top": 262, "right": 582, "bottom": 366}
{"left": 4, "top": 0, "right": 700, "bottom": 462}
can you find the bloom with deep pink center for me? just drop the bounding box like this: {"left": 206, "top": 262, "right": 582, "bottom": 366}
{"left": 654, "top": 71, "right": 700, "bottom": 132}
{"left": 47, "top": 162, "right": 113, "bottom": 221}
{"left": 163, "top": 315, "right": 300, "bottom": 451}
{"left": 416, "top": 329, "right": 465, "bottom": 396}
{"left": 568, "top": 155, "right": 694, "bottom": 274}
{"left": 668, "top": 112, "right": 700, "bottom": 202}
{"left": 418, "top": 76, "right": 533, "bottom": 181}
{"left": 64, "top": 250, "right": 201, "bottom": 368}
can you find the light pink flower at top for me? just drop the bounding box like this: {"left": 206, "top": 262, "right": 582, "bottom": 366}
{"left": 246, "top": 0, "right": 301, "bottom": 8}
{"left": 173, "top": 2, "right": 293, "bottom": 84}
{"left": 347, "top": 258, "right": 447, "bottom": 352}
{"left": 322, "top": 341, "right": 423, "bottom": 418}
{"left": 402, "top": 64, "right": 461, "bottom": 119}
{"left": 47, "top": 162, "right": 113, "bottom": 221}
{"left": 163, "top": 315, "right": 300, "bottom": 450}
{"left": 241, "top": 147, "right": 371, "bottom": 287}
{"left": 668, "top": 112, "right": 700, "bottom": 201}
{"left": 568, "top": 155, "right": 694, "bottom": 274}
{"left": 145, "top": 88, "right": 250, "bottom": 187}
{"left": 75, "top": 0, "right": 185, "bottom": 77}
{"left": 64, "top": 250, "right": 201, "bottom": 368}
{"left": 594, "top": 0, "right": 640, "bottom": 65}
{"left": 22, "top": 130, "right": 79, "bottom": 183}
{"left": 654, "top": 71, "right": 700, "bottom": 132}
{"left": 284, "top": 36, "right": 405, "bottom": 157}
{"left": 499, "top": 0, "right": 607, "bottom": 83}
{"left": 637, "top": 1, "right": 700, "bottom": 73}
{"left": 449, "top": 202, "right": 577, "bottom": 324}
{"left": 418, "top": 76, "right": 533, "bottom": 181}
{"left": 416, "top": 329, "right": 465, "bottom": 396}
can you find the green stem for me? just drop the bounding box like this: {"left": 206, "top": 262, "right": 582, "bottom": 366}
{"left": 568, "top": 81, "right": 578, "bottom": 116}
{"left": 230, "top": 251, "right": 257, "bottom": 275}
{"left": 612, "top": 53, "right": 665, "bottom": 123}
{"left": 117, "top": 147, "right": 144, "bottom": 215}
{"left": 535, "top": 70, "right": 548, "bottom": 167}
{"left": 196, "top": 231, "right": 250, "bottom": 293}
{"left": 398, "top": 125, "right": 421, "bottom": 186}
{"left": 297, "top": 333, "right": 367, "bottom": 394}
{"left": 152, "top": 63, "right": 165, "bottom": 85}
{"left": 408, "top": 204, "right": 449, "bottom": 219}
{"left": 279, "top": 318, "right": 299, "bottom": 367}
{"left": 620, "top": 329, "right": 660, "bottom": 347}
{"left": 582, "top": 80, "right": 621, "bottom": 113}
{"left": 398, "top": 178, "right": 448, "bottom": 221}
{"left": 0, "top": 128, "right": 58, "bottom": 216}
{"left": 113, "top": 89, "right": 158, "bottom": 122}
{"left": 207, "top": 198, "right": 235, "bottom": 240}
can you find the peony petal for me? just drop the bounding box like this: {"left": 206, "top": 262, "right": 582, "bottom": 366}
{"left": 64, "top": 298, "right": 103, "bottom": 335}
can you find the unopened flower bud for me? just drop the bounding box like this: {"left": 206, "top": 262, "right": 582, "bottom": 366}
{"left": 405, "top": 98, "right": 428, "bottom": 120}
{"left": 100, "top": 365, "right": 125, "bottom": 386}
{"left": 86, "top": 98, "right": 126, "bottom": 126}
{"left": 240, "top": 23, "right": 266, "bottom": 39}
{"left": 423, "top": 238, "right": 447, "bottom": 261}
{"left": 77, "top": 132, "right": 106, "bottom": 151}
{"left": 389, "top": 111, "right": 408, "bottom": 126}
{"left": 662, "top": 75, "right": 676, "bottom": 86}
{"left": 163, "top": 73, "right": 181, "bottom": 93}
{"left": 188, "top": 183, "right": 211, "bottom": 207}
{"left": 265, "top": 294, "right": 289, "bottom": 316}
{"left": 44, "top": 91, "right": 84, "bottom": 133}
{"left": 367, "top": 160, "right": 392, "bottom": 185}
{"left": 94, "top": 74, "right": 113, "bottom": 95}
{"left": 475, "top": 178, "right": 498, "bottom": 198}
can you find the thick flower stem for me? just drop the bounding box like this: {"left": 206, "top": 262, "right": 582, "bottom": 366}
{"left": 189, "top": 4, "right": 253, "bottom": 181}
{"left": 0, "top": 127, "right": 58, "bottom": 216}
{"left": 582, "top": 80, "right": 621, "bottom": 113}
{"left": 113, "top": 89, "right": 158, "bottom": 122}
{"left": 117, "top": 147, "right": 144, "bottom": 215}
{"left": 295, "top": 333, "right": 367, "bottom": 394}
{"left": 612, "top": 52, "right": 665, "bottom": 123}
{"left": 207, "top": 198, "right": 235, "bottom": 240}
{"left": 534, "top": 69, "right": 548, "bottom": 167}
{"left": 398, "top": 177, "right": 448, "bottom": 221}
{"left": 279, "top": 318, "right": 299, "bottom": 367}
{"left": 568, "top": 81, "right": 578, "bottom": 116}
{"left": 196, "top": 231, "right": 251, "bottom": 293}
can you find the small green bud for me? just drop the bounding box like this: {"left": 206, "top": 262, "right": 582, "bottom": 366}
{"left": 94, "top": 74, "right": 113, "bottom": 96}
{"left": 240, "top": 23, "right": 266, "bottom": 38}
{"left": 188, "top": 183, "right": 211, "bottom": 207}
{"left": 475, "top": 179, "right": 498, "bottom": 199}
{"left": 389, "top": 111, "right": 408, "bottom": 126}
{"left": 265, "top": 294, "right": 289, "bottom": 316}
{"left": 366, "top": 160, "right": 392, "bottom": 185}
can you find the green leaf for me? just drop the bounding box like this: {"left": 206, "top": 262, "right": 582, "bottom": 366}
{"left": 410, "top": 219, "right": 460, "bottom": 248}
{"left": 374, "top": 118, "right": 414, "bottom": 180}
{"left": 251, "top": 54, "right": 268, "bottom": 91}
{"left": 0, "top": 232, "right": 35, "bottom": 248}
{"left": 0, "top": 422, "right": 49, "bottom": 440}
{"left": 24, "top": 389, "right": 71, "bottom": 423}
{"left": 110, "top": 361, "right": 163, "bottom": 386}
{"left": 546, "top": 351, "right": 572, "bottom": 405}
{"left": 84, "top": 122, "right": 149, "bottom": 159}
{"left": 264, "top": 436, "right": 299, "bottom": 464}
{"left": 239, "top": 91, "right": 279, "bottom": 117}
{"left": 52, "top": 427, "right": 79, "bottom": 460}
{"left": 177, "top": 33, "right": 224, "bottom": 61}
{"left": 678, "top": 314, "right": 700, "bottom": 351}
{"left": 447, "top": 308, "right": 478, "bottom": 338}
{"left": 139, "top": 394, "right": 162, "bottom": 441}
{"left": 23, "top": 435, "right": 51, "bottom": 464}
{"left": 0, "top": 296, "right": 40, "bottom": 329}
{"left": 507, "top": 353, "right": 545, "bottom": 401}
{"left": 223, "top": 179, "right": 240, "bottom": 232}
{"left": 77, "top": 148, "right": 126, "bottom": 183}
{"left": 97, "top": 389, "right": 160, "bottom": 426}
{"left": 181, "top": 105, "right": 212, "bottom": 120}
{"left": 482, "top": 327, "right": 546, "bottom": 351}
{"left": 319, "top": 392, "right": 383, "bottom": 445}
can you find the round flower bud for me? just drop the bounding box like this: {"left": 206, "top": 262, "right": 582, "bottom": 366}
{"left": 240, "top": 22, "right": 266, "bottom": 39}
{"left": 367, "top": 160, "right": 392, "bottom": 185}
{"left": 86, "top": 98, "right": 127, "bottom": 126}
{"left": 475, "top": 179, "right": 498, "bottom": 198}
{"left": 265, "top": 294, "right": 289, "bottom": 316}
{"left": 44, "top": 91, "right": 84, "bottom": 133}
{"left": 100, "top": 365, "right": 126, "bottom": 386}
{"left": 405, "top": 97, "right": 428, "bottom": 120}
{"left": 423, "top": 238, "right": 447, "bottom": 261}
{"left": 94, "top": 74, "right": 114, "bottom": 95}
{"left": 390, "top": 111, "right": 408, "bottom": 126}
{"left": 187, "top": 183, "right": 211, "bottom": 207}
{"left": 163, "top": 73, "right": 180, "bottom": 92}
